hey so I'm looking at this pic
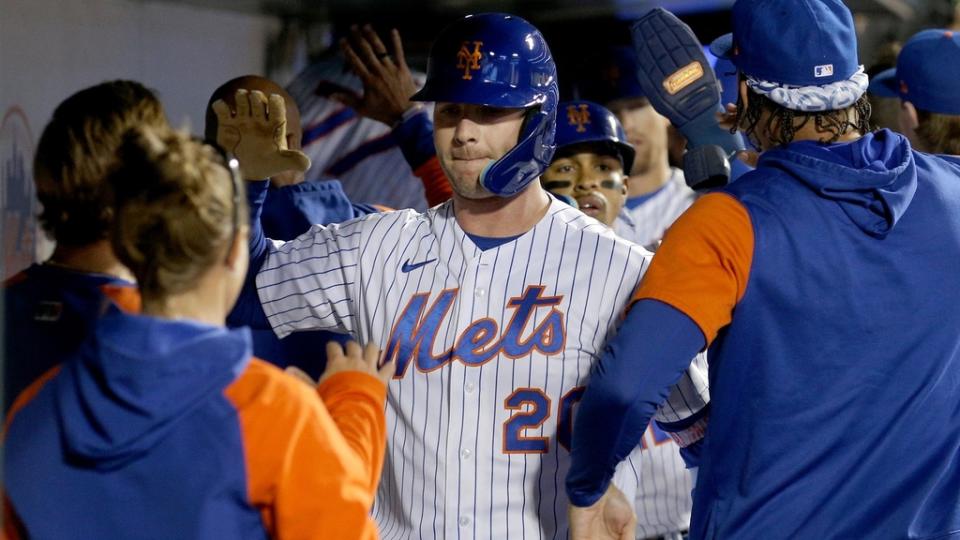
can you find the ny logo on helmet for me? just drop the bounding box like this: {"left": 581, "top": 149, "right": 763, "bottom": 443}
{"left": 567, "top": 104, "right": 591, "bottom": 133}
{"left": 457, "top": 41, "right": 483, "bottom": 80}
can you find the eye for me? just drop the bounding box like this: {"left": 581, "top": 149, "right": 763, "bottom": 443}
{"left": 437, "top": 103, "right": 463, "bottom": 118}
{"left": 596, "top": 163, "right": 611, "bottom": 172}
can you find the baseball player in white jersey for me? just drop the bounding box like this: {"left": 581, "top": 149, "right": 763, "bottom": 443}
{"left": 219, "top": 13, "right": 705, "bottom": 540}
{"left": 542, "top": 99, "right": 708, "bottom": 539}
{"left": 287, "top": 48, "right": 430, "bottom": 211}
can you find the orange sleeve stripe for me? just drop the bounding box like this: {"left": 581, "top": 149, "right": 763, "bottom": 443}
{"left": 3, "top": 493, "right": 25, "bottom": 540}
{"left": 100, "top": 284, "right": 141, "bottom": 314}
{"left": 316, "top": 371, "right": 388, "bottom": 493}
{"left": 371, "top": 204, "right": 394, "bottom": 213}
{"left": 414, "top": 156, "right": 453, "bottom": 206}
{"left": 224, "top": 359, "right": 380, "bottom": 540}
{"left": 633, "top": 192, "right": 754, "bottom": 345}
{"left": 4, "top": 365, "right": 62, "bottom": 437}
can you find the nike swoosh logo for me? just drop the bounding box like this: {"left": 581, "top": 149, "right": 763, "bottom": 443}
{"left": 401, "top": 258, "right": 437, "bottom": 273}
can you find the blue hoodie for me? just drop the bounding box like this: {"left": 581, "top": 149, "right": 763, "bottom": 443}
{"left": 4, "top": 307, "right": 267, "bottom": 539}
{"left": 566, "top": 130, "right": 960, "bottom": 538}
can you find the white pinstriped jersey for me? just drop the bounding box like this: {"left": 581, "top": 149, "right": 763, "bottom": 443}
{"left": 286, "top": 56, "right": 429, "bottom": 211}
{"left": 615, "top": 168, "right": 696, "bottom": 249}
{"left": 256, "top": 197, "right": 672, "bottom": 538}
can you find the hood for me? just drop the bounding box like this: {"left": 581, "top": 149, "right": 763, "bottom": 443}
{"left": 54, "top": 307, "right": 251, "bottom": 470}
{"left": 757, "top": 129, "right": 917, "bottom": 238}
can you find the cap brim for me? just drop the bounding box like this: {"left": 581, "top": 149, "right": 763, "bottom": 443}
{"left": 867, "top": 67, "right": 899, "bottom": 98}
{"left": 709, "top": 33, "right": 734, "bottom": 59}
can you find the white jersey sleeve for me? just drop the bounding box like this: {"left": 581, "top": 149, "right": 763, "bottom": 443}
{"left": 255, "top": 213, "right": 383, "bottom": 338}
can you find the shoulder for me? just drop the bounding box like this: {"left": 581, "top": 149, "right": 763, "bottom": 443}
{"left": 5, "top": 365, "right": 63, "bottom": 434}
{"left": 547, "top": 201, "right": 651, "bottom": 259}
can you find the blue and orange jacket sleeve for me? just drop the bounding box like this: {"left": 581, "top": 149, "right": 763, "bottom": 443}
{"left": 3, "top": 367, "right": 62, "bottom": 540}
{"left": 633, "top": 192, "right": 755, "bottom": 345}
{"left": 317, "top": 371, "right": 389, "bottom": 493}
{"left": 224, "top": 360, "right": 386, "bottom": 540}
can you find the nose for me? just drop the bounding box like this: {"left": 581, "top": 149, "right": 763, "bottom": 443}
{"left": 575, "top": 171, "right": 602, "bottom": 191}
{"left": 453, "top": 117, "right": 479, "bottom": 146}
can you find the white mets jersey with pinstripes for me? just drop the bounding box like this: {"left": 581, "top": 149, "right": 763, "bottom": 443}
{"left": 615, "top": 168, "right": 696, "bottom": 249}
{"left": 257, "top": 197, "right": 654, "bottom": 538}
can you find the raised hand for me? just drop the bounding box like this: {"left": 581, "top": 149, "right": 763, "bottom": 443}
{"left": 336, "top": 25, "right": 420, "bottom": 126}
{"left": 212, "top": 89, "right": 311, "bottom": 180}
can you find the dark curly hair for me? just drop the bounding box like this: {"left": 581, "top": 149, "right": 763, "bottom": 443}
{"left": 733, "top": 76, "right": 872, "bottom": 150}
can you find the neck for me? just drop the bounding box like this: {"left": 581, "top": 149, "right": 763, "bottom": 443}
{"left": 141, "top": 290, "right": 227, "bottom": 327}
{"left": 47, "top": 240, "right": 135, "bottom": 282}
{"left": 140, "top": 268, "right": 229, "bottom": 326}
{"left": 453, "top": 183, "right": 552, "bottom": 237}
{"left": 627, "top": 158, "right": 672, "bottom": 198}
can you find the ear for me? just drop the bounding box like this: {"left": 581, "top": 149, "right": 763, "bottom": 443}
{"left": 224, "top": 225, "right": 250, "bottom": 270}
{"left": 898, "top": 100, "right": 920, "bottom": 134}
{"left": 620, "top": 175, "right": 630, "bottom": 196}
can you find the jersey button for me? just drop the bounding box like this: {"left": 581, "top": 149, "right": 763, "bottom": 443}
{"left": 475, "top": 288, "right": 485, "bottom": 297}
{"left": 465, "top": 382, "right": 476, "bottom": 393}
{"left": 459, "top": 516, "right": 471, "bottom": 527}
{"left": 460, "top": 448, "right": 472, "bottom": 460}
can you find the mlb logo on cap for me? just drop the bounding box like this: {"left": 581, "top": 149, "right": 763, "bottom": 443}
{"left": 815, "top": 64, "right": 834, "bottom": 78}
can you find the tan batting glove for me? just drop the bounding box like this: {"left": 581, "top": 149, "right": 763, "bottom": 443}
{"left": 212, "top": 89, "right": 311, "bottom": 180}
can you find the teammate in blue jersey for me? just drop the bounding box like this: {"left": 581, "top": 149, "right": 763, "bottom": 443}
{"left": 3, "top": 81, "right": 168, "bottom": 410}
{"left": 566, "top": 1, "right": 960, "bottom": 539}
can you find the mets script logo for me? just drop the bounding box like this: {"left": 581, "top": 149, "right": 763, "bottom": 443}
{"left": 566, "top": 104, "right": 591, "bottom": 133}
{"left": 457, "top": 41, "right": 484, "bottom": 80}
{"left": 387, "top": 285, "right": 566, "bottom": 377}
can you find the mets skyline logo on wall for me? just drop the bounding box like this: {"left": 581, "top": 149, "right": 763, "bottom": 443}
{"left": 457, "top": 41, "right": 483, "bottom": 80}
{"left": 1, "top": 106, "right": 38, "bottom": 280}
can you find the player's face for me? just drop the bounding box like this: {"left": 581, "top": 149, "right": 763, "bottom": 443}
{"left": 609, "top": 97, "right": 670, "bottom": 176}
{"left": 542, "top": 151, "right": 627, "bottom": 226}
{"left": 433, "top": 103, "right": 526, "bottom": 199}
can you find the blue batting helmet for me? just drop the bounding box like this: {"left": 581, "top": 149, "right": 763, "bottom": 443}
{"left": 411, "top": 13, "right": 558, "bottom": 197}
{"left": 554, "top": 100, "right": 635, "bottom": 173}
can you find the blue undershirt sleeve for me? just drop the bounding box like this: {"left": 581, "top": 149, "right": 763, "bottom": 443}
{"left": 392, "top": 109, "right": 437, "bottom": 170}
{"left": 565, "top": 298, "right": 706, "bottom": 507}
{"left": 226, "top": 180, "right": 271, "bottom": 329}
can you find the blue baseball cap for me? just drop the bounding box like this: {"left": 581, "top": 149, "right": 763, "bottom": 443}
{"left": 710, "top": 0, "right": 860, "bottom": 87}
{"left": 868, "top": 29, "right": 960, "bottom": 115}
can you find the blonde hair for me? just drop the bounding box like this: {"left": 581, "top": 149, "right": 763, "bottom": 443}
{"left": 109, "top": 127, "right": 247, "bottom": 300}
{"left": 34, "top": 80, "right": 168, "bottom": 245}
{"left": 915, "top": 109, "right": 960, "bottom": 156}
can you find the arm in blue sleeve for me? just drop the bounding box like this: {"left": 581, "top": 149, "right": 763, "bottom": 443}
{"left": 261, "top": 179, "right": 358, "bottom": 241}
{"left": 392, "top": 109, "right": 436, "bottom": 170}
{"left": 226, "top": 180, "right": 271, "bottom": 329}
{"left": 565, "top": 299, "right": 706, "bottom": 507}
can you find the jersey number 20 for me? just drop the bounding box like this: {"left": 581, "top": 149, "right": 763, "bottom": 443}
{"left": 503, "top": 386, "right": 585, "bottom": 454}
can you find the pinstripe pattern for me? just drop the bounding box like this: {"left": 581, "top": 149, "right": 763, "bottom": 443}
{"left": 256, "top": 198, "right": 655, "bottom": 538}
{"left": 616, "top": 169, "right": 696, "bottom": 249}
{"left": 286, "top": 57, "right": 429, "bottom": 211}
